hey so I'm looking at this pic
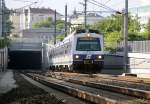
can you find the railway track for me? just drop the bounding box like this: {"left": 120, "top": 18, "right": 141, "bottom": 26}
{"left": 46, "top": 72, "right": 150, "bottom": 99}
{"left": 49, "top": 72, "right": 150, "bottom": 85}
{"left": 48, "top": 72, "right": 150, "bottom": 91}
{"left": 21, "top": 73, "right": 89, "bottom": 104}
{"left": 23, "top": 72, "right": 150, "bottom": 104}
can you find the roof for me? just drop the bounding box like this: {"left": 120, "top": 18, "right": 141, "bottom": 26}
{"left": 29, "top": 8, "right": 62, "bottom": 15}
{"left": 71, "top": 12, "right": 103, "bottom": 19}
{"left": 86, "top": 13, "right": 101, "bottom": 17}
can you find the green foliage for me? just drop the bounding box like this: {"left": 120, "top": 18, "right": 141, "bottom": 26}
{"left": 2, "top": 8, "right": 14, "bottom": 36}
{"left": 33, "top": 17, "right": 71, "bottom": 32}
{"left": 56, "top": 34, "right": 65, "bottom": 41}
{"left": 92, "top": 14, "right": 141, "bottom": 34}
{"left": 91, "top": 13, "right": 142, "bottom": 52}
{"left": 33, "top": 17, "right": 53, "bottom": 28}
{"left": 144, "top": 19, "right": 150, "bottom": 39}
{"left": 92, "top": 14, "right": 123, "bottom": 33}
{"left": 0, "top": 38, "right": 9, "bottom": 48}
{"left": 104, "top": 31, "right": 122, "bottom": 53}
{"left": 128, "top": 15, "right": 141, "bottom": 33}
{"left": 128, "top": 32, "right": 145, "bottom": 41}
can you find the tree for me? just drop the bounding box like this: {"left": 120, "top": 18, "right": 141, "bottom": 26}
{"left": 3, "top": 8, "right": 14, "bottom": 36}
{"left": 92, "top": 14, "right": 123, "bottom": 33}
{"left": 56, "top": 34, "right": 65, "bottom": 41}
{"left": 104, "top": 31, "right": 122, "bottom": 53}
{"left": 91, "top": 13, "right": 141, "bottom": 52}
{"left": 33, "top": 17, "right": 71, "bottom": 31}
{"left": 144, "top": 19, "right": 150, "bottom": 39}
{"left": 128, "top": 15, "right": 141, "bottom": 33}
{"left": 33, "top": 17, "right": 53, "bottom": 28}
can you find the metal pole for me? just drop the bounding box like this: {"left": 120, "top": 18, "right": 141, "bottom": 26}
{"left": 0, "top": 0, "right": 2, "bottom": 37}
{"left": 54, "top": 9, "right": 56, "bottom": 44}
{"left": 124, "top": 0, "right": 129, "bottom": 73}
{"left": 65, "top": 4, "right": 67, "bottom": 37}
{"left": 2, "top": 0, "right": 5, "bottom": 71}
{"left": 2, "top": 0, "right": 4, "bottom": 36}
{"left": 84, "top": 0, "right": 87, "bottom": 30}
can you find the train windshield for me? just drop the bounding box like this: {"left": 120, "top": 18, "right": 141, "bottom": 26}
{"left": 76, "top": 37, "right": 101, "bottom": 51}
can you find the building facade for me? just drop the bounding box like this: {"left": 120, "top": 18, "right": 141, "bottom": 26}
{"left": 10, "top": 7, "right": 62, "bottom": 35}
{"left": 129, "top": 5, "right": 150, "bottom": 25}
{"left": 20, "top": 28, "right": 62, "bottom": 39}
{"left": 70, "top": 12, "right": 103, "bottom": 27}
{"left": 10, "top": 10, "right": 21, "bottom": 35}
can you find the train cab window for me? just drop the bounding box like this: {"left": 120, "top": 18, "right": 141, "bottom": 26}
{"left": 76, "top": 37, "right": 101, "bottom": 51}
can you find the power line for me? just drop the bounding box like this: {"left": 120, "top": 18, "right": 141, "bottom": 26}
{"left": 13, "top": 0, "right": 31, "bottom": 2}
{"left": 104, "top": 0, "right": 112, "bottom": 4}
{"left": 88, "top": 1, "right": 110, "bottom": 11}
{"left": 88, "top": 0, "right": 121, "bottom": 13}
{"left": 14, "top": 1, "right": 38, "bottom": 11}
{"left": 90, "top": 0, "right": 115, "bottom": 11}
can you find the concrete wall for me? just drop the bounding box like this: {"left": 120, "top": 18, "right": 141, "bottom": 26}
{"left": 102, "top": 55, "right": 124, "bottom": 75}
{"left": 42, "top": 43, "right": 49, "bottom": 70}
{"left": 129, "top": 53, "right": 150, "bottom": 74}
{"left": 102, "top": 53, "right": 150, "bottom": 74}
{"left": 20, "top": 28, "right": 62, "bottom": 40}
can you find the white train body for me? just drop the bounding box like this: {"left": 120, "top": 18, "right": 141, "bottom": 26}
{"left": 48, "top": 29, "right": 104, "bottom": 72}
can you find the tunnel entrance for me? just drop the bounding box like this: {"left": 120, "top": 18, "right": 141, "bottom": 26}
{"left": 8, "top": 50, "right": 42, "bottom": 70}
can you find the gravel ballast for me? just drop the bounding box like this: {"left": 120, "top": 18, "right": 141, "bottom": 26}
{"left": 0, "top": 72, "right": 64, "bottom": 104}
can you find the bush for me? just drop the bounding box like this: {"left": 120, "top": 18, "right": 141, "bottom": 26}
{"left": 0, "top": 38, "right": 9, "bottom": 48}
{"left": 128, "top": 32, "right": 146, "bottom": 41}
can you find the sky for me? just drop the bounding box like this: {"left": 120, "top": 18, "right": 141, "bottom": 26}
{"left": 5, "top": 0, "right": 150, "bottom": 15}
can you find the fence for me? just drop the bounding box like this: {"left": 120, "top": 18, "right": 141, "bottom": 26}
{"left": 105, "top": 40, "right": 150, "bottom": 54}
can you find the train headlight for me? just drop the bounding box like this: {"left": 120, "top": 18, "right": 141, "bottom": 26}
{"left": 87, "top": 34, "right": 91, "bottom": 37}
{"left": 75, "top": 55, "right": 79, "bottom": 59}
{"left": 98, "top": 55, "right": 102, "bottom": 59}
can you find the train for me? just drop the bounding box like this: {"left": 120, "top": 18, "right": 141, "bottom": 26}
{"left": 48, "top": 29, "right": 104, "bottom": 73}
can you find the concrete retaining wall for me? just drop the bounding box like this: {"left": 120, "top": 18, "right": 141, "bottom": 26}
{"left": 129, "top": 53, "right": 150, "bottom": 74}
{"left": 102, "top": 55, "right": 124, "bottom": 74}
{"left": 103, "top": 53, "right": 150, "bottom": 74}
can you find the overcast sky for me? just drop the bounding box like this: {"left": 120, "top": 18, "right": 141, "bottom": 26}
{"left": 6, "top": 0, "right": 150, "bottom": 14}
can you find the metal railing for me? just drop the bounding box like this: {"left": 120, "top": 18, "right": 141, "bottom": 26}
{"left": 105, "top": 40, "right": 150, "bottom": 54}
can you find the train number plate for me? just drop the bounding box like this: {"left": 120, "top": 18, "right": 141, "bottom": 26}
{"left": 84, "top": 60, "right": 93, "bottom": 64}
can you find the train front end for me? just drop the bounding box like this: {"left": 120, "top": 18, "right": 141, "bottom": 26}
{"left": 73, "top": 31, "right": 104, "bottom": 73}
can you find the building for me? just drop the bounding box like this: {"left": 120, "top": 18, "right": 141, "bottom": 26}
{"left": 10, "top": 7, "right": 62, "bottom": 35}
{"left": 20, "top": 28, "right": 62, "bottom": 40}
{"left": 0, "top": 0, "right": 6, "bottom": 37}
{"left": 129, "top": 5, "right": 150, "bottom": 25}
{"left": 70, "top": 11, "right": 103, "bottom": 27}
{"left": 20, "top": 7, "right": 62, "bottom": 30}
{"left": 10, "top": 10, "right": 21, "bottom": 35}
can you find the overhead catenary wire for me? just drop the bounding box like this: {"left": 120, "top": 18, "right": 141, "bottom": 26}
{"left": 13, "top": 0, "right": 31, "bottom": 2}
{"left": 0, "top": 0, "right": 40, "bottom": 15}
{"left": 14, "top": 1, "right": 38, "bottom": 11}
{"left": 88, "top": 0, "right": 121, "bottom": 14}
{"left": 90, "top": 0, "right": 115, "bottom": 11}
{"left": 104, "top": 0, "right": 112, "bottom": 4}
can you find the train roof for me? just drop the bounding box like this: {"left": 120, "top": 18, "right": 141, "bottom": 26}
{"left": 53, "top": 29, "right": 102, "bottom": 48}
{"left": 75, "top": 29, "right": 101, "bottom": 34}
